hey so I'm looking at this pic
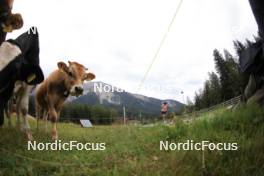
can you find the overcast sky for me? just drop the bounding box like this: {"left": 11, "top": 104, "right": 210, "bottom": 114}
{"left": 8, "top": 0, "right": 258, "bottom": 103}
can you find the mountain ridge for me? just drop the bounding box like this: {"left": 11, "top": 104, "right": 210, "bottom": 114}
{"left": 68, "top": 82, "right": 184, "bottom": 117}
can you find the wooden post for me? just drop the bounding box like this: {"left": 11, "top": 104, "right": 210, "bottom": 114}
{"left": 123, "top": 106, "right": 126, "bottom": 125}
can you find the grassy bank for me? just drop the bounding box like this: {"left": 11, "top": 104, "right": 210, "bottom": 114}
{"left": 0, "top": 104, "right": 264, "bottom": 176}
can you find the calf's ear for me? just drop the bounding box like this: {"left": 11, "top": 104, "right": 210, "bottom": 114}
{"left": 85, "top": 72, "right": 96, "bottom": 81}
{"left": 57, "top": 62, "right": 69, "bottom": 73}
{"left": 8, "top": 0, "right": 14, "bottom": 9}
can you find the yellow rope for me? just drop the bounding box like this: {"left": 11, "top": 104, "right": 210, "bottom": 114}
{"left": 137, "top": 0, "right": 184, "bottom": 92}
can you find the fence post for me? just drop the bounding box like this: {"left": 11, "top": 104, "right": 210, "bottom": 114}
{"left": 123, "top": 106, "right": 126, "bottom": 125}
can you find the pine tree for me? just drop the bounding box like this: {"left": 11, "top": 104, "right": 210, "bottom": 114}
{"left": 202, "top": 80, "right": 211, "bottom": 107}
{"left": 213, "top": 49, "right": 231, "bottom": 100}
{"left": 208, "top": 72, "right": 221, "bottom": 105}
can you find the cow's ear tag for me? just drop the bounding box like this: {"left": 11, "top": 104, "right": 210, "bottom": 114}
{"left": 27, "top": 73, "right": 36, "bottom": 83}
{"left": 2, "top": 25, "right": 13, "bottom": 32}
{"left": 59, "top": 68, "right": 65, "bottom": 73}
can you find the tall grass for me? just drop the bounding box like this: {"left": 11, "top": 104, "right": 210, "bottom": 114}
{"left": 163, "top": 104, "right": 264, "bottom": 175}
{"left": 0, "top": 104, "right": 263, "bottom": 176}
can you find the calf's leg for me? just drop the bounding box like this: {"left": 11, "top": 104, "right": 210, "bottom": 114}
{"left": 19, "top": 95, "right": 33, "bottom": 141}
{"left": 44, "top": 110, "right": 48, "bottom": 134}
{"left": 16, "top": 100, "right": 21, "bottom": 129}
{"left": 35, "top": 104, "right": 41, "bottom": 131}
{"left": 49, "top": 108, "right": 58, "bottom": 140}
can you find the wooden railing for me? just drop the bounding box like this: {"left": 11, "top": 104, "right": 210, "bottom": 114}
{"left": 191, "top": 95, "right": 242, "bottom": 115}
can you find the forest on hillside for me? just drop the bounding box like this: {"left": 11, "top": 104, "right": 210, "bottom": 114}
{"left": 187, "top": 36, "right": 261, "bottom": 111}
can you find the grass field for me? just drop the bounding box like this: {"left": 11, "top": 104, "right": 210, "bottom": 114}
{"left": 1, "top": 104, "right": 264, "bottom": 176}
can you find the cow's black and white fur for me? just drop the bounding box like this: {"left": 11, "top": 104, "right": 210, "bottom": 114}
{"left": 0, "top": 27, "right": 44, "bottom": 132}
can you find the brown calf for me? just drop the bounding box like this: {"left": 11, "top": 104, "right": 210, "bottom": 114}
{"left": 35, "top": 61, "right": 95, "bottom": 140}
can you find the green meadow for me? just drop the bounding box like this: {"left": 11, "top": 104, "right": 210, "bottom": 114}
{"left": 0, "top": 104, "right": 264, "bottom": 176}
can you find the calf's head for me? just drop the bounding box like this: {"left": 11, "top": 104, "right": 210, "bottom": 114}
{"left": 58, "top": 61, "right": 95, "bottom": 97}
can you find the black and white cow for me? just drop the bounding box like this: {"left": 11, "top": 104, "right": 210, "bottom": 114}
{"left": 0, "top": 27, "right": 44, "bottom": 130}
{"left": 5, "top": 81, "right": 36, "bottom": 140}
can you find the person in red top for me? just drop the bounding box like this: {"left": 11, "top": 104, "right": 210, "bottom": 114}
{"left": 161, "top": 102, "right": 169, "bottom": 122}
